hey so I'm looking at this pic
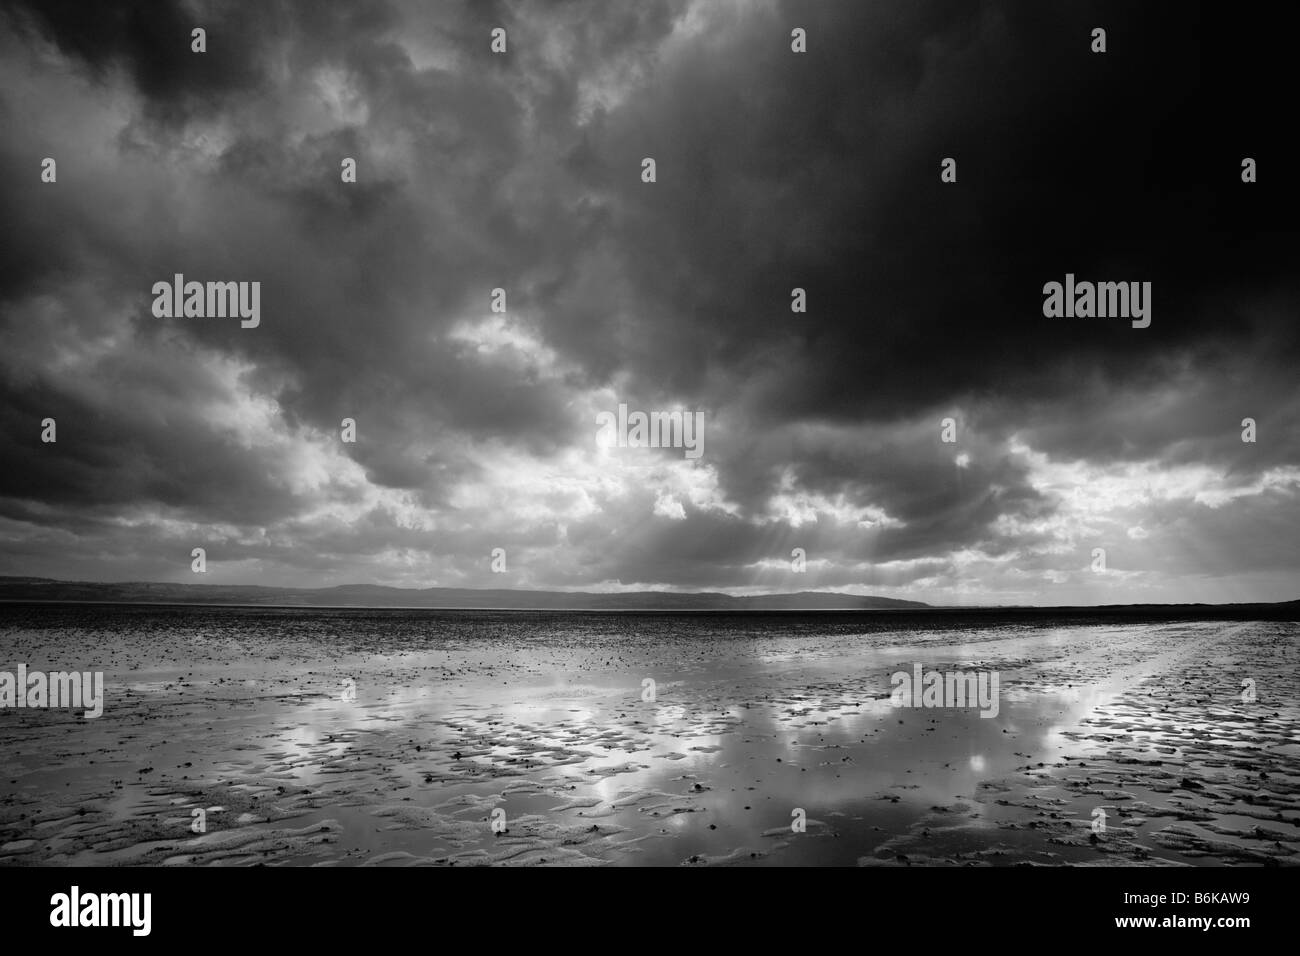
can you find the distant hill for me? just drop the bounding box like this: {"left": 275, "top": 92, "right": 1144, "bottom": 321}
{"left": 0, "top": 577, "right": 929, "bottom": 611}
{"left": 2, "top": 578, "right": 1295, "bottom": 619}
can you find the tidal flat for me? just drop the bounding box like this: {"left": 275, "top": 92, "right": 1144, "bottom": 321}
{"left": 1, "top": 606, "right": 1296, "bottom": 867}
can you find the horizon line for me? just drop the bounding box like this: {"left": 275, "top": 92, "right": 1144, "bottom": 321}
{"left": 0, "top": 575, "right": 1294, "bottom": 611}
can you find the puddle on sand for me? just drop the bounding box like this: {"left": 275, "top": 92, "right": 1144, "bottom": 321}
{"left": 1, "top": 614, "right": 1296, "bottom": 866}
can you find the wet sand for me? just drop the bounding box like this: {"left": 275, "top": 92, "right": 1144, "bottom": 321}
{"left": 1, "top": 610, "right": 1296, "bottom": 866}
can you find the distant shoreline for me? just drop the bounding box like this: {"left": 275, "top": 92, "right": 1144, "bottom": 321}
{"left": 1, "top": 598, "right": 1296, "bottom": 620}
{"left": 0, "top": 576, "right": 1295, "bottom": 615}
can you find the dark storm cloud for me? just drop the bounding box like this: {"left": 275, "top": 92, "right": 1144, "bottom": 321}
{"left": 0, "top": 0, "right": 277, "bottom": 120}
{"left": 0, "top": 0, "right": 694, "bottom": 557}
{"left": 0, "top": 0, "right": 1295, "bottom": 598}
{"left": 0, "top": 351, "right": 306, "bottom": 526}
{"left": 569, "top": 0, "right": 1298, "bottom": 424}
{"left": 513, "top": 0, "right": 1299, "bottom": 565}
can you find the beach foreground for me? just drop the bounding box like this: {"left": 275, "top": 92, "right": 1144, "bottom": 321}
{"left": 1, "top": 607, "right": 1296, "bottom": 866}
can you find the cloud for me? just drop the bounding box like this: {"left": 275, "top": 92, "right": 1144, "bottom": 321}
{"left": 0, "top": 0, "right": 1295, "bottom": 602}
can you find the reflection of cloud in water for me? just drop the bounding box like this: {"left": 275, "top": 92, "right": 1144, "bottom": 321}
{"left": 5, "top": 613, "right": 1293, "bottom": 867}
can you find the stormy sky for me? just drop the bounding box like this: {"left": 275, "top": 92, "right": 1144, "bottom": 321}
{"left": 1, "top": 0, "right": 1296, "bottom": 605}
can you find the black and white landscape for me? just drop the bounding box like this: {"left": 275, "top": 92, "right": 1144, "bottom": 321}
{"left": 0, "top": 1, "right": 1296, "bottom": 872}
